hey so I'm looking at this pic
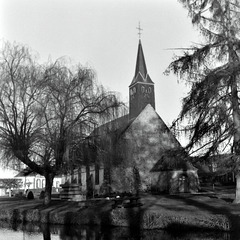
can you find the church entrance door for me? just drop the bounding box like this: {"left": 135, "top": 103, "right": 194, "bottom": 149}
{"left": 178, "top": 174, "right": 189, "bottom": 193}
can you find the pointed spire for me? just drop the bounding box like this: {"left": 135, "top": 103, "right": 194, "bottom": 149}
{"left": 134, "top": 40, "right": 147, "bottom": 78}
{"left": 130, "top": 40, "right": 154, "bottom": 86}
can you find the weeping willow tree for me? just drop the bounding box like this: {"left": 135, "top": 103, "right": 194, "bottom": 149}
{"left": 0, "top": 41, "right": 122, "bottom": 205}
{"left": 166, "top": 0, "right": 240, "bottom": 199}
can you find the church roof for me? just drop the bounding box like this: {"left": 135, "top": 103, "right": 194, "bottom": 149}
{"left": 130, "top": 40, "right": 154, "bottom": 86}
{"left": 91, "top": 114, "right": 132, "bottom": 140}
{"left": 92, "top": 104, "right": 181, "bottom": 150}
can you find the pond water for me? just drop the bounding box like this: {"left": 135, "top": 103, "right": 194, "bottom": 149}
{"left": 0, "top": 220, "right": 237, "bottom": 240}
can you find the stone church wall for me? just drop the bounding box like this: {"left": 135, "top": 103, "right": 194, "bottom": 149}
{"left": 110, "top": 104, "right": 181, "bottom": 193}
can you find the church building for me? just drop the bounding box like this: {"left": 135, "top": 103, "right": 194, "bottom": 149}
{"left": 91, "top": 39, "right": 199, "bottom": 194}
{"left": 62, "top": 38, "right": 199, "bottom": 197}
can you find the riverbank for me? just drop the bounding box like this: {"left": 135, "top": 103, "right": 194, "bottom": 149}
{"left": 0, "top": 186, "right": 239, "bottom": 231}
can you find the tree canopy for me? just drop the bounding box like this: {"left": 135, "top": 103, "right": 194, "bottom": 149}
{"left": 166, "top": 0, "right": 240, "bottom": 163}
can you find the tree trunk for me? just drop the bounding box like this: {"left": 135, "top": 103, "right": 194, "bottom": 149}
{"left": 233, "top": 123, "right": 240, "bottom": 204}
{"left": 41, "top": 223, "right": 51, "bottom": 240}
{"left": 44, "top": 173, "right": 54, "bottom": 205}
{"left": 231, "top": 75, "right": 240, "bottom": 203}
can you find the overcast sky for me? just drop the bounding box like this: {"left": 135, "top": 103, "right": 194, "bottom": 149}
{"left": 0, "top": 0, "right": 201, "bottom": 127}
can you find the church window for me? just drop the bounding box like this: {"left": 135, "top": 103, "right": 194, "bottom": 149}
{"left": 95, "top": 165, "right": 100, "bottom": 185}
{"left": 141, "top": 86, "right": 145, "bottom": 93}
{"left": 78, "top": 170, "right": 82, "bottom": 185}
{"left": 148, "top": 87, "right": 152, "bottom": 93}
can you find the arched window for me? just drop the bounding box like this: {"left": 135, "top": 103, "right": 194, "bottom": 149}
{"left": 36, "top": 179, "right": 41, "bottom": 189}
{"left": 42, "top": 179, "right": 45, "bottom": 188}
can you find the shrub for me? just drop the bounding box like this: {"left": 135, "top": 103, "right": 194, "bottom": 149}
{"left": 39, "top": 191, "right": 45, "bottom": 199}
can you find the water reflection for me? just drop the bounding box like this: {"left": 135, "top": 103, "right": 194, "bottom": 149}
{"left": 0, "top": 220, "right": 234, "bottom": 240}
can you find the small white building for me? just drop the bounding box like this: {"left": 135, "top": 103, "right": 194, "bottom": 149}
{"left": 15, "top": 168, "right": 63, "bottom": 194}
{"left": 0, "top": 166, "right": 19, "bottom": 196}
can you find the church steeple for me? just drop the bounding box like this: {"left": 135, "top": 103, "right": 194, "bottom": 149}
{"left": 130, "top": 40, "right": 154, "bottom": 86}
{"left": 129, "top": 39, "right": 155, "bottom": 120}
{"left": 134, "top": 40, "right": 147, "bottom": 79}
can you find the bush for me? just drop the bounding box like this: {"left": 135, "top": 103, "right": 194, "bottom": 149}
{"left": 39, "top": 190, "right": 45, "bottom": 199}
{"left": 14, "top": 191, "right": 24, "bottom": 198}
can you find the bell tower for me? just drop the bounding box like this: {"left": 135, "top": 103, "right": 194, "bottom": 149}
{"left": 129, "top": 35, "right": 155, "bottom": 120}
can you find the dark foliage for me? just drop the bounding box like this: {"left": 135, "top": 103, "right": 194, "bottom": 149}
{"left": 166, "top": 1, "right": 240, "bottom": 166}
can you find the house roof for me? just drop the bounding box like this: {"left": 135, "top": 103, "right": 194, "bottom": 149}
{"left": 15, "top": 168, "right": 61, "bottom": 178}
{"left": 14, "top": 167, "right": 33, "bottom": 177}
{"left": 130, "top": 40, "right": 154, "bottom": 87}
{"left": 151, "top": 149, "right": 196, "bottom": 172}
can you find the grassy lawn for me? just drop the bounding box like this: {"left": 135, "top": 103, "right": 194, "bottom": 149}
{"left": 0, "top": 185, "right": 237, "bottom": 214}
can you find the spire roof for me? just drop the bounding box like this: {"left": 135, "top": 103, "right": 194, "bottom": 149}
{"left": 130, "top": 40, "right": 154, "bottom": 86}
{"left": 135, "top": 40, "right": 147, "bottom": 77}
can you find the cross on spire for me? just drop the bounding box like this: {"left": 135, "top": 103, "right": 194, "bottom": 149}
{"left": 136, "top": 22, "right": 143, "bottom": 39}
